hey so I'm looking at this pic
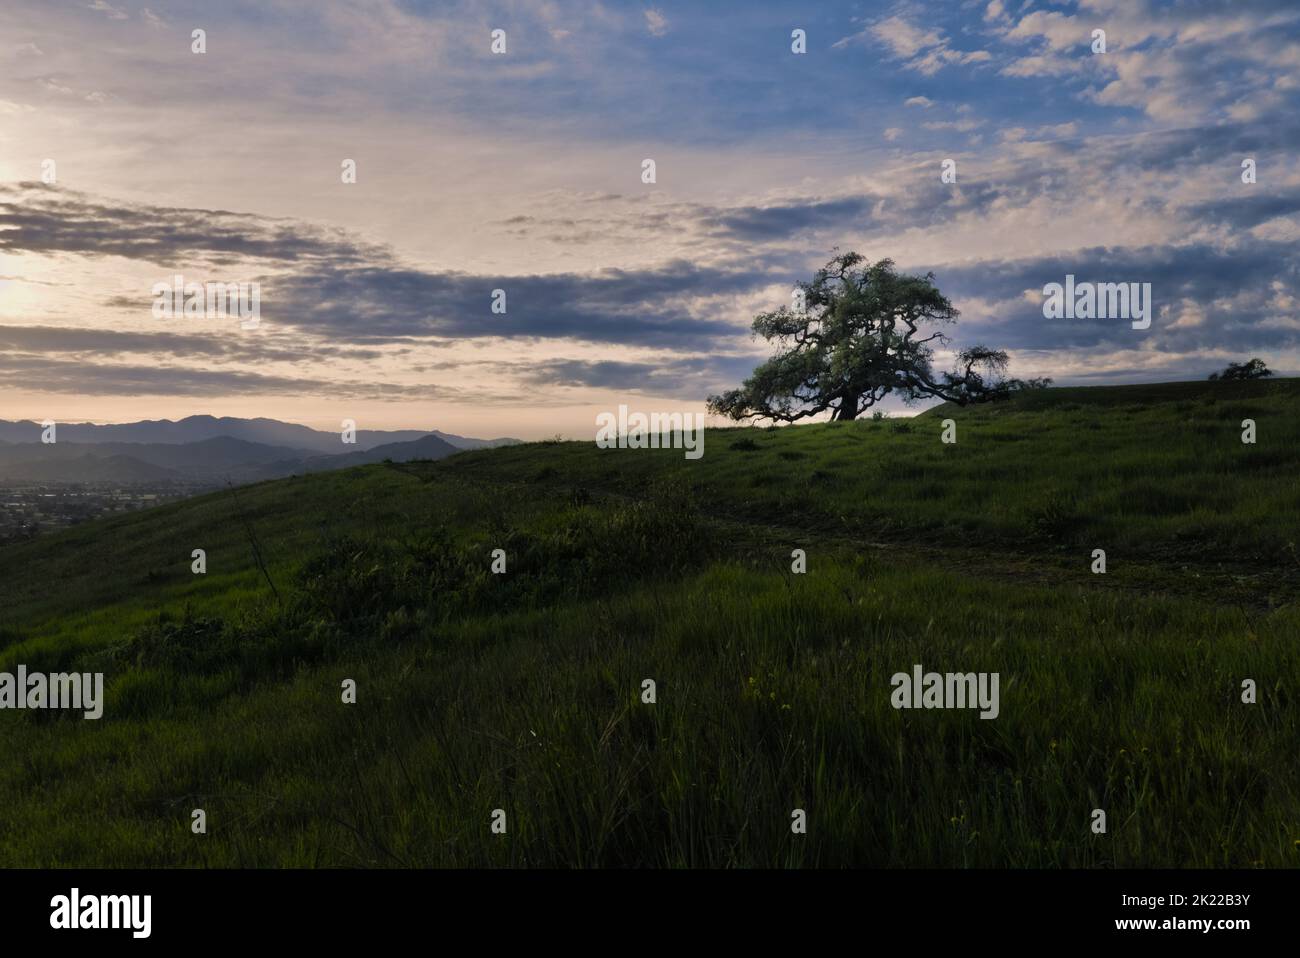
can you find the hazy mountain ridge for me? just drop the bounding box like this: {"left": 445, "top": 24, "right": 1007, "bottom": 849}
{"left": 264, "top": 434, "right": 463, "bottom": 477}
{"left": 0, "top": 418, "right": 507, "bottom": 483}
{"left": 0, "top": 416, "right": 522, "bottom": 454}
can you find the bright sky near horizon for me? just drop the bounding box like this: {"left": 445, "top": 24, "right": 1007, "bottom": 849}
{"left": 1, "top": 0, "right": 1298, "bottom": 438}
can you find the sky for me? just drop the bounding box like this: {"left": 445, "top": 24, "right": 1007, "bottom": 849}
{"left": 0, "top": 0, "right": 1297, "bottom": 439}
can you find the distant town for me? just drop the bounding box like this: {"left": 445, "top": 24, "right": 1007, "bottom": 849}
{"left": 0, "top": 480, "right": 218, "bottom": 544}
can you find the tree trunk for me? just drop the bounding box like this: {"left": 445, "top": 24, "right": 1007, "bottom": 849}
{"left": 833, "top": 392, "right": 859, "bottom": 420}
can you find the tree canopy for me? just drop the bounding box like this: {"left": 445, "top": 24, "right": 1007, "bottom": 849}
{"left": 708, "top": 252, "right": 1049, "bottom": 423}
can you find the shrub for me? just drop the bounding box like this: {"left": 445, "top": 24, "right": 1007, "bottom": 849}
{"left": 1028, "top": 492, "right": 1085, "bottom": 542}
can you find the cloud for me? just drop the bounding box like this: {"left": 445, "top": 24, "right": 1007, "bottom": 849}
{"left": 922, "top": 119, "right": 986, "bottom": 132}
{"left": 840, "top": 14, "right": 991, "bottom": 76}
{"left": 697, "top": 195, "right": 880, "bottom": 242}
{"left": 999, "top": 122, "right": 1077, "bottom": 142}
{"left": 644, "top": 9, "right": 668, "bottom": 38}
{"left": 0, "top": 354, "right": 392, "bottom": 398}
{"left": 0, "top": 184, "right": 383, "bottom": 265}
{"left": 38, "top": 77, "right": 74, "bottom": 95}
{"left": 86, "top": 1, "right": 128, "bottom": 21}
{"left": 0, "top": 324, "right": 387, "bottom": 365}
{"left": 520, "top": 355, "right": 762, "bottom": 397}
{"left": 929, "top": 240, "right": 1300, "bottom": 357}
{"left": 864, "top": 16, "right": 944, "bottom": 58}
{"left": 0, "top": 185, "right": 790, "bottom": 351}
{"left": 991, "top": 0, "right": 1300, "bottom": 124}
{"left": 904, "top": 96, "right": 933, "bottom": 108}
{"left": 1005, "top": 10, "right": 1083, "bottom": 53}
{"left": 268, "top": 261, "right": 756, "bottom": 348}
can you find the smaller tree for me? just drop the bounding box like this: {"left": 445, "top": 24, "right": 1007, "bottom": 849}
{"left": 1209, "top": 358, "right": 1272, "bottom": 381}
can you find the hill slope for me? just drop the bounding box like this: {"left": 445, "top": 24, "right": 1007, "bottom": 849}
{"left": 0, "top": 378, "right": 1297, "bottom": 868}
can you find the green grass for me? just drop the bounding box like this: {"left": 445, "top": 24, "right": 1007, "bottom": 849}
{"left": 0, "top": 377, "right": 1298, "bottom": 867}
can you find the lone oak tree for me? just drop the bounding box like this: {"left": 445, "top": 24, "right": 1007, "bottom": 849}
{"left": 1208, "top": 358, "right": 1272, "bottom": 381}
{"left": 708, "top": 252, "right": 1047, "bottom": 423}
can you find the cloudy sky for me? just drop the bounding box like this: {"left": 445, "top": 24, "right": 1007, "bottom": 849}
{"left": 1, "top": 0, "right": 1297, "bottom": 438}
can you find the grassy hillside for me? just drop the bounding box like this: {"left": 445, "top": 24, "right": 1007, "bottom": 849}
{"left": 0, "top": 378, "right": 1297, "bottom": 867}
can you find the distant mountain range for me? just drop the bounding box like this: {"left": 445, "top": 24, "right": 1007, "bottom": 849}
{"left": 0, "top": 417, "right": 522, "bottom": 483}
{"left": 0, "top": 416, "right": 520, "bottom": 453}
